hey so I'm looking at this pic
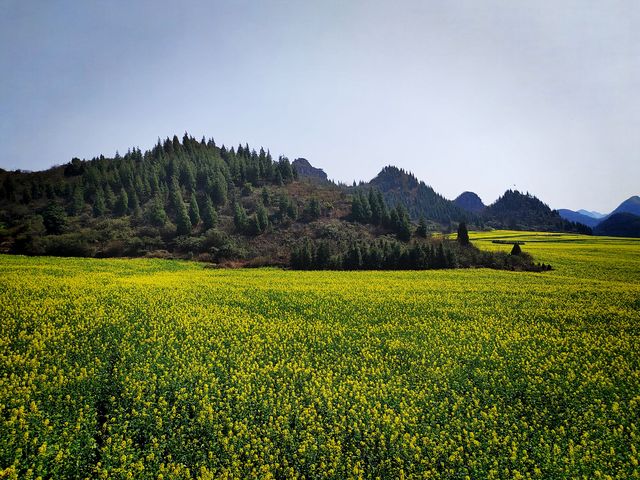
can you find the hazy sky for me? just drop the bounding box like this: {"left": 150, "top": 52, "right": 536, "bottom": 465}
{"left": 1, "top": 0, "right": 638, "bottom": 212}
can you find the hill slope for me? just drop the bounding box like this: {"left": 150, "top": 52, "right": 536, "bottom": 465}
{"left": 367, "top": 166, "right": 468, "bottom": 223}
{"left": 454, "top": 191, "right": 485, "bottom": 214}
{"left": 0, "top": 135, "right": 597, "bottom": 263}
{"left": 5, "top": 136, "right": 522, "bottom": 269}
{"left": 609, "top": 196, "right": 640, "bottom": 217}
{"left": 484, "top": 190, "right": 591, "bottom": 234}
{"left": 558, "top": 209, "right": 601, "bottom": 228}
{"left": 0, "top": 135, "right": 363, "bottom": 263}
{"left": 578, "top": 209, "right": 606, "bottom": 219}
{"left": 594, "top": 212, "right": 640, "bottom": 238}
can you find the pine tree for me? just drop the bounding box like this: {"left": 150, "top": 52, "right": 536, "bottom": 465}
{"left": 104, "top": 185, "right": 116, "bottom": 209}
{"left": 457, "top": 222, "right": 470, "bottom": 246}
{"left": 261, "top": 187, "right": 270, "bottom": 206}
{"left": 150, "top": 173, "right": 160, "bottom": 195}
{"left": 416, "top": 216, "right": 428, "bottom": 238}
{"left": 275, "top": 170, "right": 284, "bottom": 186}
{"left": 369, "top": 189, "right": 382, "bottom": 224}
{"left": 351, "top": 194, "right": 363, "bottom": 222}
{"left": 305, "top": 197, "right": 321, "bottom": 220}
{"left": 234, "top": 202, "right": 249, "bottom": 233}
{"left": 302, "top": 240, "right": 314, "bottom": 268}
{"left": 395, "top": 205, "right": 412, "bottom": 241}
{"left": 171, "top": 184, "right": 191, "bottom": 235}
{"left": 188, "top": 194, "right": 201, "bottom": 227}
{"left": 256, "top": 203, "right": 269, "bottom": 233}
{"left": 42, "top": 203, "right": 68, "bottom": 234}
{"left": 389, "top": 208, "right": 399, "bottom": 230}
{"left": 315, "top": 241, "right": 332, "bottom": 269}
{"left": 93, "top": 190, "right": 106, "bottom": 217}
{"left": 346, "top": 243, "right": 363, "bottom": 270}
{"left": 211, "top": 172, "right": 228, "bottom": 206}
{"left": 181, "top": 164, "right": 196, "bottom": 192}
{"left": 145, "top": 195, "right": 168, "bottom": 227}
{"left": 128, "top": 189, "right": 140, "bottom": 212}
{"left": 200, "top": 195, "right": 217, "bottom": 230}
{"left": 277, "top": 157, "right": 294, "bottom": 183}
{"left": 114, "top": 188, "right": 129, "bottom": 216}
{"left": 69, "top": 187, "right": 85, "bottom": 216}
{"left": 291, "top": 239, "right": 314, "bottom": 269}
{"left": 359, "top": 191, "right": 372, "bottom": 222}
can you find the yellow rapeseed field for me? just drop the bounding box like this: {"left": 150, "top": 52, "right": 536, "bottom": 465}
{"left": 1, "top": 232, "right": 639, "bottom": 479}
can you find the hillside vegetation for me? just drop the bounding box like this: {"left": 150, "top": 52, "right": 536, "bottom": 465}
{"left": 0, "top": 134, "right": 592, "bottom": 266}
{"left": 0, "top": 135, "right": 354, "bottom": 264}
{"left": 594, "top": 212, "right": 640, "bottom": 237}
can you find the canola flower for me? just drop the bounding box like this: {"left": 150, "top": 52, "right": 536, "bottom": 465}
{"left": 0, "top": 232, "right": 639, "bottom": 479}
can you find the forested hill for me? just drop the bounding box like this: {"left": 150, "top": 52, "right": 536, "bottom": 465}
{"left": 362, "top": 167, "right": 588, "bottom": 234}
{"left": 0, "top": 134, "right": 350, "bottom": 263}
{"left": 594, "top": 213, "right": 640, "bottom": 237}
{"left": 454, "top": 191, "right": 486, "bottom": 214}
{"left": 366, "top": 166, "right": 469, "bottom": 224}
{"left": 0, "top": 133, "right": 589, "bottom": 264}
{"left": 484, "top": 190, "right": 591, "bottom": 234}
{"left": 609, "top": 196, "right": 640, "bottom": 217}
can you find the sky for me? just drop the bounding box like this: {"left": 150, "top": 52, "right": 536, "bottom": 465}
{"left": 0, "top": 0, "right": 638, "bottom": 212}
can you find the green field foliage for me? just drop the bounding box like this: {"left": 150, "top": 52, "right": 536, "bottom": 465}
{"left": 1, "top": 232, "right": 639, "bottom": 479}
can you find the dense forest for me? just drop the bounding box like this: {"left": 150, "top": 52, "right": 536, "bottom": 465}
{"left": 366, "top": 166, "right": 470, "bottom": 225}
{"left": 0, "top": 134, "right": 322, "bottom": 263}
{"left": 0, "top": 133, "right": 587, "bottom": 268}
{"left": 360, "top": 166, "right": 590, "bottom": 235}
{"left": 483, "top": 189, "right": 592, "bottom": 234}
{"left": 594, "top": 213, "right": 640, "bottom": 237}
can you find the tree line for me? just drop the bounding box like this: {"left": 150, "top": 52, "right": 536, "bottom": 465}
{"left": 291, "top": 237, "right": 457, "bottom": 270}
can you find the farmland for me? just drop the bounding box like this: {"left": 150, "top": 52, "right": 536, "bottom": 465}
{"left": 1, "top": 232, "right": 639, "bottom": 479}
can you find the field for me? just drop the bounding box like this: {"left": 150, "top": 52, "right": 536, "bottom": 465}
{"left": 1, "top": 232, "right": 639, "bottom": 479}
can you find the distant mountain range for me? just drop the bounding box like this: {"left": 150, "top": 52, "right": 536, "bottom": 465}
{"left": 341, "top": 166, "right": 587, "bottom": 233}
{"left": 0, "top": 134, "right": 638, "bottom": 265}
{"left": 558, "top": 196, "right": 640, "bottom": 237}
{"left": 557, "top": 209, "right": 601, "bottom": 228}
{"left": 577, "top": 209, "right": 606, "bottom": 219}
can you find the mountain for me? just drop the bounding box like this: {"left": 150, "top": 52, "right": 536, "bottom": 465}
{"left": 577, "top": 209, "right": 606, "bottom": 219}
{"left": 484, "top": 190, "right": 591, "bottom": 234}
{"left": 367, "top": 166, "right": 468, "bottom": 223}
{"left": 291, "top": 158, "right": 328, "bottom": 182}
{"left": 594, "top": 212, "right": 640, "bottom": 238}
{"left": 454, "top": 191, "right": 485, "bottom": 214}
{"left": 609, "top": 196, "right": 640, "bottom": 217}
{"left": 366, "top": 168, "right": 588, "bottom": 233}
{"left": 558, "top": 209, "right": 601, "bottom": 228}
{"left": 0, "top": 134, "right": 601, "bottom": 266}
{"left": 0, "top": 135, "right": 358, "bottom": 262}
{"left": 0, "top": 136, "right": 548, "bottom": 271}
{"left": 558, "top": 197, "right": 640, "bottom": 233}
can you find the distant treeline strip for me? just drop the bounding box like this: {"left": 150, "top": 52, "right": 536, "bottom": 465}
{"left": 291, "top": 236, "right": 552, "bottom": 272}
